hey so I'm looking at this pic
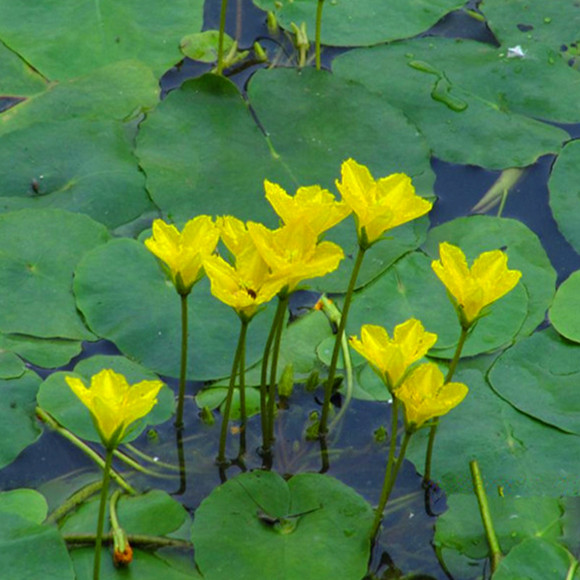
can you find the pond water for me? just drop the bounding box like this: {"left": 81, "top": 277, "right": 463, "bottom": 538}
{"left": 1, "top": 1, "right": 579, "bottom": 579}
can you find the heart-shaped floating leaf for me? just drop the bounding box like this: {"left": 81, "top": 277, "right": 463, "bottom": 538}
{"left": 549, "top": 140, "right": 580, "bottom": 256}
{"left": 489, "top": 327, "right": 580, "bottom": 435}
{"left": 333, "top": 37, "right": 573, "bottom": 168}
{"left": 0, "top": 492, "right": 74, "bottom": 579}
{"left": 482, "top": 0, "right": 580, "bottom": 49}
{"left": 0, "top": 0, "right": 204, "bottom": 79}
{"left": 192, "top": 470, "right": 373, "bottom": 580}
{"left": 37, "top": 355, "right": 174, "bottom": 444}
{"left": 0, "top": 61, "right": 159, "bottom": 136}
{"left": 0, "top": 371, "right": 42, "bottom": 470}
{"left": 252, "top": 0, "right": 464, "bottom": 46}
{"left": 74, "top": 238, "right": 276, "bottom": 380}
{"left": 436, "top": 493, "right": 561, "bottom": 562}
{"left": 424, "top": 215, "right": 556, "bottom": 339}
{"left": 550, "top": 270, "right": 580, "bottom": 341}
{"left": 0, "top": 119, "right": 154, "bottom": 228}
{"left": 0, "top": 209, "right": 109, "bottom": 340}
{"left": 406, "top": 368, "right": 580, "bottom": 496}
{"left": 493, "top": 538, "right": 580, "bottom": 580}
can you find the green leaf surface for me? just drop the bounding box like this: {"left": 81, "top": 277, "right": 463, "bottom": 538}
{"left": 549, "top": 140, "right": 580, "bottom": 255}
{"left": 0, "top": 371, "right": 42, "bottom": 469}
{"left": 37, "top": 355, "right": 174, "bottom": 445}
{"left": 436, "top": 494, "right": 561, "bottom": 561}
{"left": 0, "top": 61, "right": 159, "bottom": 136}
{"left": 424, "top": 215, "right": 556, "bottom": 339}
{"left": 195, "top": 385, "right": 261, "bottom": 420}
{"left": 0, "top": 488, "right": 48, "bottom": 524}
{"left": 493, "top": 537, "right": 580, "bottom": 580}
{"left": 0, "top": 119, "right": 154, "bottom": 228}
{"left": 0, "top": 43, "right": 47, "bottom": 98}
{"left": 406, "top": 368, "right": 580, "bottom": 496}
{"left": 0, "top": 511, "right": 74, "bottom": 580}
{"left": 333, "top": 37, "right": 573, "bottom": 168}
{"left": 482, "top": 0, "right": 580, "bottom": 49}
{"left": 74, "top": 238, "right": 276, "bottom": 380}
{"left": 0, "top": 334, "right": 82, "bottom": 369}
{"left": 0, "top": 350, "right": 25, "bottom": 379}
{"left": 61, "top": 490, "right": 186, "bottom": 537}
{"left": 71, "top": 548, "right": 199, "bottom": 580}
{"left": 0, "top": 209, "right": 109, "bottom": 340}
{"left": 192, "top": 471, "right": 373, "bottom": 580}
{"left": 343, "top": 250, "right": 527, "bottom": 358}
{"left": 489, "top": 328, "right": 580, "bottom": 435}
{"left": 0, "top": 1, "right": 204, "bottom": 79}
{"left": 253, "top": 0, "right": 464, "bottom": 46}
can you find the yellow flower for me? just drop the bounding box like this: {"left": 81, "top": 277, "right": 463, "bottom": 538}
{"left": 396, "top": 362, "right": 468, "bottom": 430}
{"left": 65, "top": 369, "right": 163, "bottom": 447}
{"left": 431, "top": 242, "right": 522, "bottom": 327}
{"left": 247, "top": 220, "right": 344, "bottom": 293}
{"left": 204, "top": 217, "right": 286, "bottom": 319}
{"left": 336, "top": 159, "right": 432, "bottom": 248}
{"left": 349, "top": 319, "right": 438, "bottom": 391}
{"left": 264, "top": 180, "right": 351, "bottom": 236}
{"left": 145, "top": 216, "right": 219, "bottom": 295}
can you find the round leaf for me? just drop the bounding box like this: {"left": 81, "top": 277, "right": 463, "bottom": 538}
{"left": 0, "top": 209, "right": 110, "bottom": 340}
{"left": 74, "top": 238, "right": 276, "bottom": 380}
{"left": 489, "top": 328, "right": 580, "bottom": 435}
{"left": 192, "top": 471, "right": 373, "bottom": 580}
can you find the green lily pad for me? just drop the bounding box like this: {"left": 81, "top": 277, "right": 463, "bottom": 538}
{"left": 489, "top": 328, "right": 580, "bottom": 435}
{"left": 494, "top": 538, "right": 580, "bottom": 580}
{"left": 0, "top": 488, "right": 48, "bottom": 524}
{"left": 0, "top": 350, "right": 25, "bottom": 379}
{"left": 195, "top": 385, "right": 261, "bottom": 420}
{"left": 71, "top": 548, "right": 199, "bottom": 580}
{"left": 436, "top": 494, "right": 562, "bottom": 562}
{"left": 424, "top": 215, "right": 556, "bottom": 339}
{"left": 192, "top": 470, "right": 373, "bottom": 580}
{"left": 0, "top": 209, "right": 109, "bottom": 340}
{"left": 0, "top": 119, "right": 154, "bottom": 228}
{"left": 333, "top": 37, "right": 572, "bottom": 168}
{"left": 482, "top": 0, "right": 580, "bottom": 49}
{"left": 549, "top": 140, "right": 580, "bottom": 256}
{"left": 0, "top": 510, "right": 74, "bottom": 580}
{"left": 253, "top": 0, "right": 464, "bottom": 46}
{"left": 0, "top": 371, "right": 42, "bottom": 470}
{"left": 60, "top": 490, "right": 186, "bottom": 536}
{"left": 0, "top": 334, "right": 82, "bottom": 369}
{"left": 406, "top": 368, "right": 580, "bottom": 496}
{"left": 73, "top": 238, "right": 276, "bottom": 380}
{"left": 37, "top": 355, "right": 174, "bottom": 445}
{"left": 0, "top": 42, "right": 47, "bottom": 98}
{"left": 0, "top": 61, "right": 159, "bottom": 136}
{"left": 341, "top": 249, "right": 527, "bottom": 358}
{"left": 0, "top": 0, "right": 204, "bottom": 79}
{"left": 180, "top": 30, "right": 236, "bottom": 63}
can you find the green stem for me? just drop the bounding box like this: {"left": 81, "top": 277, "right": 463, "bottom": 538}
{"left": 113, "top": 448, "right": 176, "bottom": 479}
{"left": 47, "top": 480, "right": 103, "bottom": 525}
{"left": 217, "top": 317, "right": 249, "bottom": 464}
{"left": 238, "top": 320, "right": 247, "bottom": 459}
{"left": 260, "top": 299, "right": 285, "bottom": 455}
{"left": 94, "top": 447, "right": 114, "bottom": 580}
{"left": 64, "top": 532, "right": 192, "bottom": 550}
{"left": 122, "top": 443, "right": 180, "bottom": 471}
{"left": 470, "top": 460, "right": 502, "bottom": 573}
{"left": 319, "top": 246, "right": 366, "bottom": 436}
{"left": 109, "top": 489, "right": 123, "bottom": 533}
{"left": 424, "top": 325, "right": 469, "bottom": 482}
{"left": 267, "top": 294, "right": 289, "bottom": 448}
{"left": 315, "top": 0, "right": 325, "bottom": 70}
{"left": 175, "top": 293, "right": 189, "bottom": 430}
{"left": 217, "top": 0, "right": 229, "bottom": 75}
{"left": 371, "top": 430, "right": 412, "bottom": 538}
{"left": 36, "top": 408, "right": 136, "bottom": 494}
